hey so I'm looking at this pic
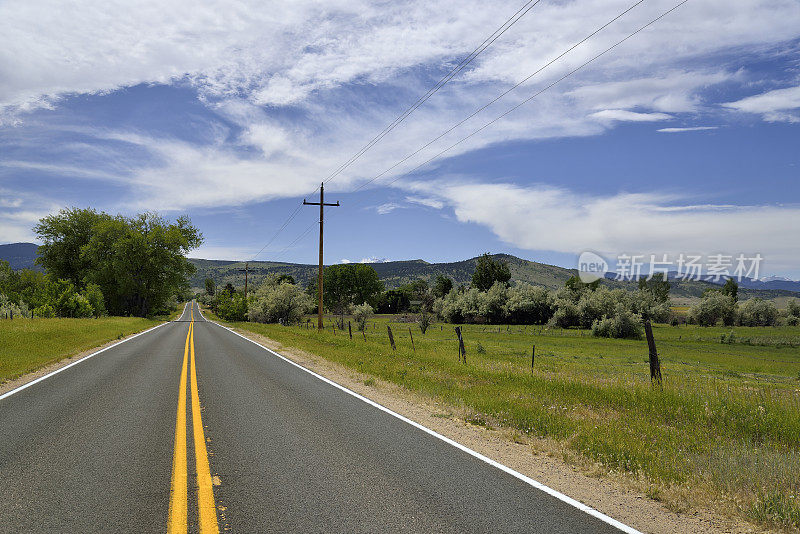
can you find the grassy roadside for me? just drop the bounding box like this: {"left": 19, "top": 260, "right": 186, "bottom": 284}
{"left": 208, "top": 310, "right": 800, "bottom": 531}
{"left": 0, "top": 316, "right": 161, "bottom": 383}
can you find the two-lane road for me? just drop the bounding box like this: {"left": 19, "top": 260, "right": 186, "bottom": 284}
{"left": 0, "top": 302, "right": 636, "bottom": 533}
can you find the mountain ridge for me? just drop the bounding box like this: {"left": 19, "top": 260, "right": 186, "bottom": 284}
{"left": 3, "top": 242, "right": 798, "bottom": 300}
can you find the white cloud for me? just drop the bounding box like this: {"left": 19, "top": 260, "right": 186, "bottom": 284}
{"left": 405, "top": 196, "right": 444, "bottom": 209}
{"left": 341, "top": 257, "right": 390, "bottom": 264}
{"left": 590, "top": 109, "right": 673, "bottom": 122}
{"left": 375, "top": 202, "right": 402, "bottom": 215}
{"left": 408, "top": 179, "right": 800, "bottom": 271}
{"left": 0, "top": 188, "right": 59, "bottom": 243}
{"left": 657, "top": 126, "right": 718, "bottom": 133}
{"left": 722, "top": 85, "right": 800, "bottom": 122}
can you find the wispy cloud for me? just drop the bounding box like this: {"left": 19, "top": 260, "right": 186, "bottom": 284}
{"left": 657, "top": 126, "right": 718, "bottom": 133}
{"left": 408, "top": 179, "right": 800, "bottom": 271}
{"left": 722, "top": 85, "right": 800, "bottom": 122}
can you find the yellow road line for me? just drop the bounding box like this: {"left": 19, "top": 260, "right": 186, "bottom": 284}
{"left": 167, "top": 322, "right": 191, "bottom": 534}
{"left": 190, "top": 312, "right": 219, "bottom": 533}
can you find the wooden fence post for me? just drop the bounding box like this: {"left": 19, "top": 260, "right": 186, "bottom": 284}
{"left": 348, "top": 321, "right": 352, "bottom": 340}
{"left": 644, "top": 319, "right": 662, "bottom": 386}
{"left": 409, "top": 327, "right": 415, "bottom": 353}
{"left": 387, "top": 325, "right": 396, "bottom": 351}
{"left": 455, "top": 326, "right": 466, "bottom": 364}
{"left": 531, "top": 344, "right": 535, "bottom": 372}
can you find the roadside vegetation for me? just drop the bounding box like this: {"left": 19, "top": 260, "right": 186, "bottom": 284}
{"left": 0, "top": 316, "right": 160, "bottom": 382}
{"left": 200, "top": 253, "right": 800, "bottom": 530}
{"left": 0, "top": 208, "right": 201, "bottom": 320}
{"left": 211, "top": 313, "right": 800, "bottom": 530}
{"left": 0, "top": 208, "right": 201, "bottom": 382}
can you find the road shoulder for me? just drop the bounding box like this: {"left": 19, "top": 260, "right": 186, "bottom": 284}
{"left": 0, "top": 323, "right": 167, "bottom": 397}
{"left": 225, "top": 326, "right": 764, "bottom": 534}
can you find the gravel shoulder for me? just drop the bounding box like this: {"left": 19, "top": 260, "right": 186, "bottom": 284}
{"left": 230, "top": 327, "right": 769, "bottom": 534}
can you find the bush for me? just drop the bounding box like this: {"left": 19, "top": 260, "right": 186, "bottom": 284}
{"left": 215, "top": 291, "right": 248, "bottom": 322}
{"left": 591, "top": 305, "right": 643, "bottom": 339}
{"left": 634, "top": 289, "right": 671, "bottom": 323}
{"left": 479, "top": 282, "right": 508, "bottom": 324}
{"left": 688, "top": 291, "right": 737, "bottom": 327}
{"left": 504, "top": 284, "right": 554, "bottom": 324}
{"left": 248, "top": 282, "right": 310, "bottom": 324}
{"left": 417, "top": 310, "right": 432, "bottom": 334}
{"left": 738, "top": 298, "right": 778, "bottom": 326}
{"left": 1, "top": 294, "right": 30, "bottom": 318}
{"left": 548, "top": 299, "right": 580, "bottom": 328}
{"left": 33, "top": 303, "right": 56, "bottom": 318}
{"left": 352, "top": 302, "right": 374, "bottom": 332}
{"left": 82, "top": 283, "right": 107, "bottom": 317}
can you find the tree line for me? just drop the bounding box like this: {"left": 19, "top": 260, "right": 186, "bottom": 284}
{"left": 0, "top": 208, "right": 202, "bottom": 318}
{"left": 201, "top": 253, "right": 800, "bottom": 340}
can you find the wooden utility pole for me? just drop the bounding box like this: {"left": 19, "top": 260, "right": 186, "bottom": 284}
{"left": 238, "top": 262, "right": 249, "bottom": 295}
{"left": 303, "top": 182, "right": 339, "bottom": 330}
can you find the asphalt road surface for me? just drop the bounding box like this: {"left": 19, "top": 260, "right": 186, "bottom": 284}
{"left": 0, "top": 302, "right": 637, "bottom": 533}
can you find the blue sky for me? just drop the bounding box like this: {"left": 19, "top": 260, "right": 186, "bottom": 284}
{"left": 1, "top": 0, "right": 800, "bottom": 278}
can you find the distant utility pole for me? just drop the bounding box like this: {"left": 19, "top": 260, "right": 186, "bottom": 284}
{"left": 303, "top": 182, "right": 339, "bottom": 330}
{"left": 238, "top": 262, "right": 249, "bottom": 295}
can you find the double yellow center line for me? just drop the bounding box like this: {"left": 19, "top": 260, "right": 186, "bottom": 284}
{"left": 168, "top": 304, "right": 219, "bottom": 533}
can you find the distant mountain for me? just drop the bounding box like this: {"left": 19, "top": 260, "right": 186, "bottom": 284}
{"left": 0, "top": 243, "right": 42, "bottom": 271}
{"left": 3, "top": 242, "right": 798, "bottom": 300}
{"left": 186, "top": 253, "right": 800, "bottom": 300}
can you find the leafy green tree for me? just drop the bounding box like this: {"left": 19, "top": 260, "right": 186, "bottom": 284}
{"left": 35, "top": 209, "right": 203, "bottom": 317}
{"left": 322, "top": 264, "right": 383, "bottom": 318}
{"left": 738, "top": 298, "right": 778, "bottom": 326}
{"left": 205, "top": 278, "right": 216, "bottom": 296}
{"left": 432, "top": 275, "right": 453, "bottom": 299}
{"left": 721, "top": 277, "right": 739, "bottom": 303}
{"left": 82, "top": 283, "right": 107, "bottom": 317}
{"left": 638, "top": 273, "right": 671, "bottom": 303}
{"left": 275, "top": 274, "right": 296, "bottom": 285}
{"left": 214, "top": 291, "right": 248, "bottom": 321}
{"left": 248, "top": 280, "right": 310, "bottom": 324}
{"left": 472, "top": 253, "right": 511, "bottom": 291}
{"left": 377, "top": 289, "right": 410, "bottom": 314}
{"left": 565, "top": 275, "right": 600, "bottom": 294}
{"left": 34, "top": 208, "right": 110, "bottom": 288}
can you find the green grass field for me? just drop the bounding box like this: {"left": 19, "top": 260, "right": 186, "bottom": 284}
{"left": 217, "top": 313, "right": 800, "bottom": 530}
{"left": 0, "top": 317, "right": 160, "bottom": 383}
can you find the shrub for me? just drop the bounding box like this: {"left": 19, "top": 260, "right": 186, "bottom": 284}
{"left": 32, "top": 303, "right": 56, "bottom": 318}
{"left": 417, "top": 309, "right": 432, "bottom": 334}
{"left": 688, "top": 291, "right": 737, "bottom": 327}
{"left": 215, "top": 291, "right": 248, "bottom": 321}
{"left": 1, "top": 294, "right": 29, "bottom": 318}
{"left": 248, "top": 282, "right": 310, "bottom": 324}
{"left": 591, "top": 305, "right": 643, "bottom": 339}
{"left": 738, "top": 298, "right": 778, "bottom": 327}
{"left": 479, "top": 282, "right": 508, "bottom": 324}
{"left": 82, "top": 283, "right": 107, "bottom": 317}
{"left": 634, "top": 289, "right": 671, "bottom": 323}
{"left": 504, "top": 283, "right": 554, "bottom": 324}
{"left": 352, "top": 302, "right": 374, "bottom": 332}
{"left": 549, "top": 299, "right": 580, "bottom": 328}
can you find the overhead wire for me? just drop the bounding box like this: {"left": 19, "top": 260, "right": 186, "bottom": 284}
{"left": 247, "top": 0, "right": 543, "bottom": 261}
{"left": 271, "top": 0, "right": 690, "bottom": 260}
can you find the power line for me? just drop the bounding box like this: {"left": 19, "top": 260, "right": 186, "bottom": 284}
{"left": 350, "top": 0, "right": 648, "bottom": 194}
{"left": 321, "top": 0, "right": 543, "bottom": 186}
{"left": 272, "top": 0, "right": 690, "bottom": 260}
{"left": 248, "top": 0, "right": 542, "bottom": 261}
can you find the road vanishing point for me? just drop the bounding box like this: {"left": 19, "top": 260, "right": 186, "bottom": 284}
{"left": 0, "top": 302, "right": 638, "bottom": 533}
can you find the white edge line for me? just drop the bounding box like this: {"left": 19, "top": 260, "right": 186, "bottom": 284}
{"left": 197, "top": 308, "right": 642, "bottom": 534}
{"left": 0, "top": 303, "right": 189, "bottom": 402}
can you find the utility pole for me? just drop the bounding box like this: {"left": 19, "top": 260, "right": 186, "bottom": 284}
{"left": 303, "top": 182, "right": 339, "bottom": 330}
{"left": 238, "top": 262, "right": 249, "bottom": 295}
